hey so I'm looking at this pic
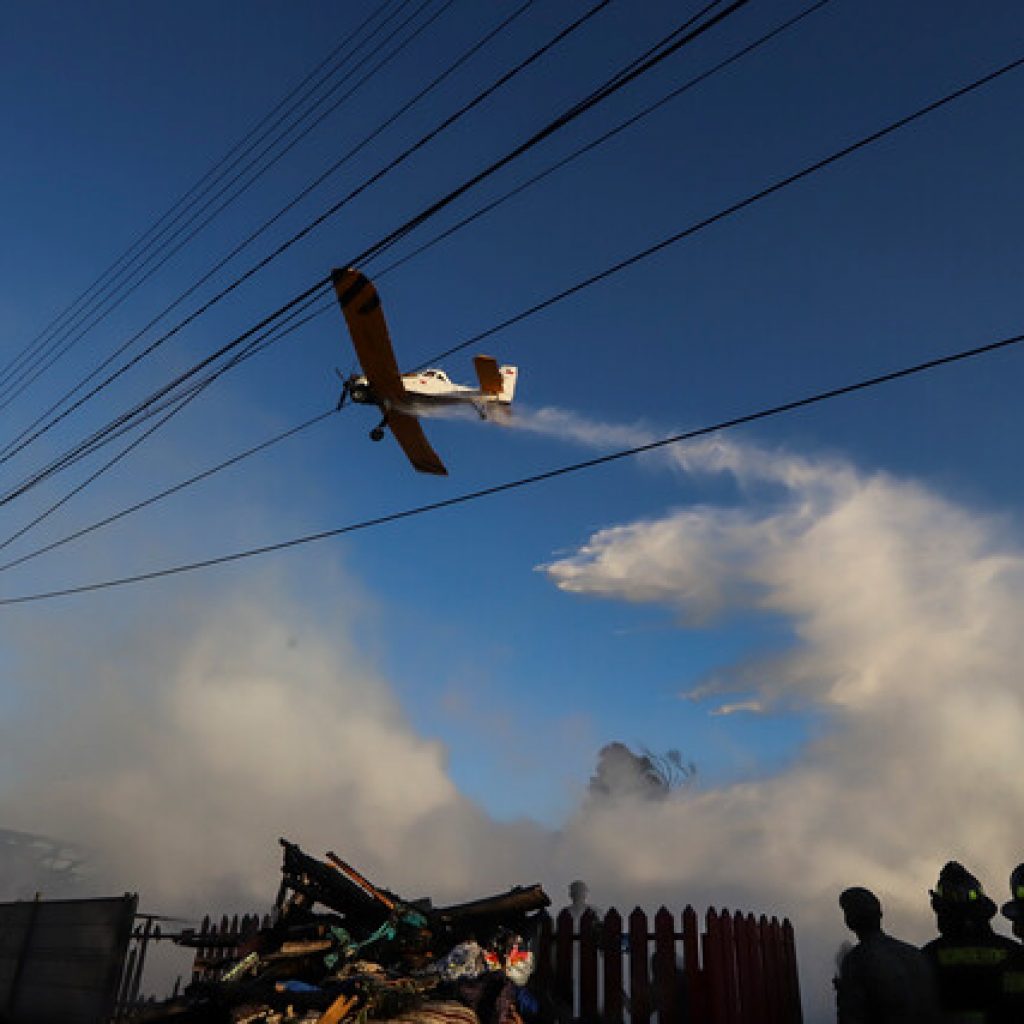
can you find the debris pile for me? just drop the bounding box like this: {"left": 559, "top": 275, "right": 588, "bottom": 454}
{"left": 137, "top": 838, "right": 551, "bottom": 1024}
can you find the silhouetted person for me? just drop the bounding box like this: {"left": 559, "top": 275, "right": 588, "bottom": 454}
{"left": 998, "top": 863, "right": 1024, "bottom": 1022}
{"left": 835, "top": 886, "right": 939, "bottom": 1023}
{"left": 921, "top": 861, "right": 1018, "bottom": 1024}
{"left": 561, "top": 881, "right": 602, "bottom": 925}
{"left": 1000, "top": 863, "right": 1024, "bottom": 944}
{"left": 556, "top": 882, "right": 605, "bottom": 1021}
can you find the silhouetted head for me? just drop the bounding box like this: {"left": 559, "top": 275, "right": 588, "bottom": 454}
{"left": 1001, "top": 863, "right": 1024, "bottom": 941}
{"left": 569, "top": 880, "right": 588, "bottom": 905}
{"left": 930, "top": 861, "right": 996, "bottom": 933}
{"left": 839, "top": 887, "right": 882, "bottom": 938}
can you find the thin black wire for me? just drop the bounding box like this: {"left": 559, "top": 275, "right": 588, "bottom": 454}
{"left": 0, "top": 407, "right": 337, "bottom": 576}
{"left": 375, "top": 0, "right": 832, "bottom": 282}
{"left": 415, "top": 50, "right": 1024, "bottom": 368}
{"left": 0, "top": 1, "right": 818, "bottom": 570}
{"left": 0, "top": 0, "right": 440, "bottom": 413}
{"left": 5, "top": 30, "right": 1019, "bottom": 511}
{"left": 5, "top": 42, "right": 1024, "bottom": 594}
{"left": 0, "top": 0, "right": 530, "bottom": 445}
{"left": 0, "top": 0, "right": 401, "bottom": 396}
{"left": 0, "top": 299, "right": 331, "bottom": 561}
{"left": 6, "top": 320, "right": 1024, "bottom": 606}
{"left": 9, "top": 293, "right": 333, "bottom": 497}
{"left": 0, "top": 0, "right": 621, "bottom": 474}
{"left": 353, "top": 0, "right": 749, "bottom": 270}
{"left": 0, "top": 278, "right": 334, "bottom": 508}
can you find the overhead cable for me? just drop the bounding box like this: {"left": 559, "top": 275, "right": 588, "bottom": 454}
{"left": 6, "top": 42, "right": 1024, "bottom": 593}
{"left": 414, "top": 49, "right": 1024, "bottom": 367}
{"left": 0, "top": 299, "right": 331, "bottom": 561}
{"left": 0, "top": 0, "right": 532, "bottom": 443}
{"left": 6, "top": 320, "right": 1024, "bottom": 606}
{"left": 4, "top": 30, "right": 1018, "bottom": 509}
{"left": 0, "top": 0, "right": 626, "bottom": 471}
{"left": 0, "top": 1, "right": 828, "bottom": 567}
{"left": 0, "top": 0, "right": 738, "bottom": 502}
{"left": 0, "top": 407, "right": 335, "bottom": 576}
{"left": 0, "top": 0, "right": 448, "bottom": 413}
{"left": 374, "top": 0, "right": 832, "bottom": 281}
{"left": 0, "top": 0, "right": 402, "bottom": 397}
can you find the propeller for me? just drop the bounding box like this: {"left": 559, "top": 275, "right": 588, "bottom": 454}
{"left": 334, "top": 367, "right": 352, "bottom": 411}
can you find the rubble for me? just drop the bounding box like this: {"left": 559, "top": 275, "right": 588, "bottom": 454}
{"left": 133, "top": 838, "right": 550, "bottom": 1024}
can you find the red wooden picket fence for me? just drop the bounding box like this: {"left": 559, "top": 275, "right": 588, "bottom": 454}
{"left": 123, "top": 905, "right": 801, "bottom": 1024}
{"left": 532, "top": 906, "right": 802, "bottom": 1024}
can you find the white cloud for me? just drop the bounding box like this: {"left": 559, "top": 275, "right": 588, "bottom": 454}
{"left": 536, "top": 418, "right": 1024, "bottom": 1020}
{"left": 5, "top": 402, "right": 1024, "bottom": 1022}
{"left": 710, "top": 700, "right": 764, "bottom": 716}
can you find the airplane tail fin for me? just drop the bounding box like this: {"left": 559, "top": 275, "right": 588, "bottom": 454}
{"left": 473, "top": 356, "right": 518, "bottom": 404}
{"left": 497, "top": 364, "right": 517, "bottom": 404}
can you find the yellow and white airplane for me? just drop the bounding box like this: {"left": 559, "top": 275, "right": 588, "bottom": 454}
{"left": 332, "top": 267, "right": 517, "bottom": 476}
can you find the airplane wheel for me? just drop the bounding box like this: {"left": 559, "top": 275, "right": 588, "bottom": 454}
{"left": 370, "top": 427, "right": 385, "bottom": 442}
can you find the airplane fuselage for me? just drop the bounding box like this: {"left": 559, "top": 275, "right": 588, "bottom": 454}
{"left": 348, "top": 368, "right": 508, "bottom": 415}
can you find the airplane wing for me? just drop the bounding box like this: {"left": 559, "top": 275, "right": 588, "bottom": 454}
{"left": 332, "top": 267, "right": 406, "bottom": 402}
{"left": 388, "top": 410, "right": 447, "bottom": 476}
{"left": 473, "top": 355, "right": 503, "bottom": 395}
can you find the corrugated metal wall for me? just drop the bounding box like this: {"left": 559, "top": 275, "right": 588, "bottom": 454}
{"left": 0, "top": 894, "right": 137, "bottom": 1023}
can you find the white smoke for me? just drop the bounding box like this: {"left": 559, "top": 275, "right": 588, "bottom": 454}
{"left": 3, "top": 405, "right": 1023, "bottom": 1021}
{"left": 530, "top": 406, "right": 1024, "bottom": 1020}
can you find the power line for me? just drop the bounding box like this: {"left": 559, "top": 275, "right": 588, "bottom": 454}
{"left": 0, "top": 0, "right": 402, "bottom": 397}
{"left": 0, "top": 0, "right": 445, "bottom": 413}
{"left": 0, "top": 408, "right": 335, "bottom": 577}
{"left": 2, "top": 8, "right": 1013, "bottom": 521}
{"left": 6, "top": 26, "right": 1018, "bottom": 509}
{"left": 0, "top": 0, "right": 738, "bottom": 490}
{"left": 374, "top": 0, "right": 832, "bottom": 282}
{"left": 351, "top": 0, "right": 743, "bottom": 269}
{"left": 414, "top": 49, "right": 1024, "bottom": 368}
{"left": 0, "top": 279, "right": 334, "bottom": 509}
{"left": 0, "top": 308, "right": 333, "bottom": 568}
{"left": 0, "top": 0, "right": 531, "bottom": 447}
{"left": 5, "top": 38, "right": 1024, "bottom": 596}
{"left": 0, "top": 1, "right": 823, "bottom": 569}
{"left": 6, "top": 320, "right": 1024, "bottom": 606}
{"left": 0, "top": 0, "right": 624, "bottom": 473}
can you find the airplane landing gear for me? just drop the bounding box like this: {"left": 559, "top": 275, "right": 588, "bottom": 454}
{"left": 370, "top": 426, "right": 386, "bottom": 442}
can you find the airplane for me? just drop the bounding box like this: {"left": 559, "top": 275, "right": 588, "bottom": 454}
{"left": 331, "top": 266, "right": 518, "bottom": 476}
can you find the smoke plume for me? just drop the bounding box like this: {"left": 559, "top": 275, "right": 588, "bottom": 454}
{"left": 2, "top": 406, "right": 1024, "bottom": 1021}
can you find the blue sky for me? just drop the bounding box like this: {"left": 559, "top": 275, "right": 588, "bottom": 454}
{"left": 0, "top": 0, "right": 1021, "bottom": 800}
{"left": 3, "top": 5, "right": 1024, "bottom": 1012}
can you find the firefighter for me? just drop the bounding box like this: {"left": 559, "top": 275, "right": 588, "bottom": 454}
{"left": 921, "top": 861, "right": 1018, "bottom": 1023}
{"left": 1000, "top": 864, "right": 1024, "bottom": 943}
{"left": 998, "top": 864, "right": 1024, "bottom": 1022}
{"left": 835, "top": 886, "right": 939, "bottom": 1023}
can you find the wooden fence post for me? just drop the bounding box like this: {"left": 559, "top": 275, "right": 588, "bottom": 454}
{"left": 705, "top": 908, "right": 728, "bottom": 1024}
{"left": 602, "top": 908, "right": 624, "bottom": 1024}
{"left": 720, "top": 909, "right": 741, "bottom": 1024}
{"left": 653, "top": 907, "right": 680, "bottom": 1024}
{"left": 628, "top": 908, "right": 650, "bottom": 1024}
{"left": 762, "top": 917, "right": 782, "bottom": 1024}
{"left": 555, "top": 909, "right": 574, "bottom": 1021}
{"left": 744, "top": 913, "right": 768, "bottom": 1020}
{"left": 534, "top": 910, "right": 553, "bottom": 997}
{"left": 682, "top": 905, "right": 706, "bottom": 1023}
{"left": 579, "top": 910, "right": 599, "bottom": 1023}
{"left": 780, "top": 920, "right": 802, "bottom": 1024}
